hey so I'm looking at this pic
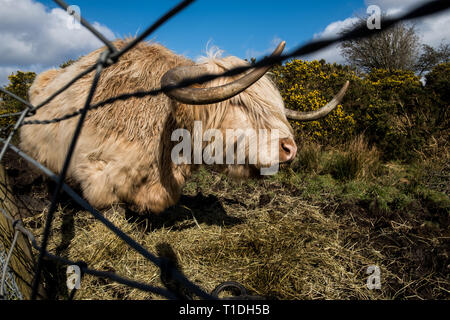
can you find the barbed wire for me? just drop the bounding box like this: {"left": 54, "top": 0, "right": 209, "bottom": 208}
{"left": 0, "top": 0, "right": 449, "bottom": 300}
{"left": 0, "top": 0, "right": 447, "bottom": 126}
{"left": 0, "top": 208, "right": 179, "bottom": 300}
{"left": 0, "top": 141, "right": 213, "bottom": 300}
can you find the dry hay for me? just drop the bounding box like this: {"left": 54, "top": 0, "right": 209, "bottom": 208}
{"left": 3, "top": 144, "right": 447, "bottom": 300}
{"left": 21, "top": 166, "right": 448, "bottom": 300}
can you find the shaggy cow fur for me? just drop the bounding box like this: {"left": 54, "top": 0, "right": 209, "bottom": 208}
{"left": 20, "top": 39, "right": 295, "bottom": 213}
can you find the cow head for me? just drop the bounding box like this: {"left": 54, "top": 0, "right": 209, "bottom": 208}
{"left": 162, "top": 41, "right": 349, "bottom": 178}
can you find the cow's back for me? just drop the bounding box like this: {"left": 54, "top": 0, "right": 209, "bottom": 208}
{"left": 19, "top": 40, "right": 192, "bottom": 213}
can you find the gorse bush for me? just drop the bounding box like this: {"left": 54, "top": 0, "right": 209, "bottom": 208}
{"left": 0, "top": 71, "right": 36, "bottom": 135}
{"left": 424, "top": 62, "right": 449, "bottom": 134}
{"left": 272, "top": 59, "right": 356, "bottom": 143}
{"left": 425, "top": 62, "right": 450, "bottom": 104}
{"left": 272, "top": 59, "right": 448, "bottom": 162}
{"left": 349, "top": 68, "right": 426, "bottom": 161}
{"left": 0, "top": 71, "right": 36, "bottom": 112}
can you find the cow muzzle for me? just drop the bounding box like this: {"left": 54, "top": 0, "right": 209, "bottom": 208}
{"left": 279, "top": 138, "right": 297, "bottom": 162}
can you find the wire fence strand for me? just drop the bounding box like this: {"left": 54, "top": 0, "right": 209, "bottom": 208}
{"left": 14, "top": 0, "right": 449, "bottom": 126}
{"left": 0, "top": 0, "right": 449, "bottom": 300}
{"left": 53, "top": 0, "right": 118, "bottom": 54}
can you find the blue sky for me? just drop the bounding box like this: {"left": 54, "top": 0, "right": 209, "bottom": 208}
{"left": 0, "top": 0, "right": 449, "bottom": 85}
{"left": 37, "top": 0, "right": 366, "bottom": 59}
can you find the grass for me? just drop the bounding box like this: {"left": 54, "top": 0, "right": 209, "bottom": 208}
{"left": 18, "top": 136, "right": 450, "bottom": 300}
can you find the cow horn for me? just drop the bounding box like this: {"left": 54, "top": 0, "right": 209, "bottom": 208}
{"left": 161, "top": 41, "right": 286, "bottom": 105}
{"left": 284, "top": 81, "right": 350, "bottom": 121}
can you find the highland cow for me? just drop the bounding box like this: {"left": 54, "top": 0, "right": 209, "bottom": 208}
{"left": 20, "top": 39, "right": 348, "bottom": 213}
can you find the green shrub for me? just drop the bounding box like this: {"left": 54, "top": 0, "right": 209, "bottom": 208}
{"left": 271, "top": 59, "right": 445, "bottom": 162}
{"left": 0, "top": 70, "right": 36, "bottom": 136}
{"left": 425, "top": 62, "right": 450, "bottom": 109}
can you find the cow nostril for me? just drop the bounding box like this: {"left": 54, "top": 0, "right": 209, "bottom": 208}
{"left": 279, "top": 138, "right": 297, "bottom": 162}
{"left": 282, "top": 143, "right": 291, "bottom": 154}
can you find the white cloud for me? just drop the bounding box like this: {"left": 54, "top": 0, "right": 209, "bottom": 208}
{"left": 305, "top": 0, "right": 449, "bottom": 64}
{"left": 304, "top": 17, "right": 359, "bottom": 64}
{"left": 414, "top": 11, "right": 450, "bottom": 47}
{"left": 304, "top": 45, "right": 346, "bottom": 65}
{"left": 0, "top": 0, "right": 116, "bottom": 86}
{"left": 313, "top": 17, "right": 360, "bottom": 40}
{"left": 364, "top": 0, "right": 449, "bottom": 47}
{"left": 245, "top": 35, "right": 286, "bottom": 61}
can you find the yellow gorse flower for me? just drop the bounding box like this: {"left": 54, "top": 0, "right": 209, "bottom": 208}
{"left": 273, "top": 59, "right": 356, "bottom": 141}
